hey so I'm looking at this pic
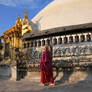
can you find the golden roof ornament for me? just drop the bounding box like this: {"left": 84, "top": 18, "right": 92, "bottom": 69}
{"left": 16, "top": 14, "right": 22, "bottom": 29}
{"left": 24, "top": 8, "right": 28, "bottom": 19}
{"left": 17, "top": 14, "right": 21, "bottom": 21}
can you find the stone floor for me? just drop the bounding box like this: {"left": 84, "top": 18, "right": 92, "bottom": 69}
{"left": 1, "top": 68, "right": 92, "bottom": 92}
{"left": 0, "top": 77, "right": 92, "bottom": 92}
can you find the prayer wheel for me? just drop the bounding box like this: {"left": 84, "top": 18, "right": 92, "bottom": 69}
{"left": 30, "top": 41, "right": 33, "bottom": 47}
{"left": 75, "top": 35, "right": 79, "bottom": 42}
{"left": 24, "top": 43, "right": 26, "bottom": 48}
{"left": 53, "top": 38, "right": 57, "bottom": 45}
{"left": 42, "top": 40, "right": 45, "bottom": 46}
{"left": 80, "top": 35, "right": 85, "bottom": 42}
{"left": 46, "top": 39, "right": 50, "bottom": 45}
{"left": 69, "top": 36, "right": 73, "bottom": 43}
{"left": 64, "top": 37, "right": 68, "bottom": 44}
{"left": 58, "top": 37, "right": 62, "bottom": 44}
{"left": 34, "top": 41, "right": 37, "bottom": 47}
{"left": 27, "top": 43, "right": 29, "bottom": 48}
{"left": 86, "top": 34, "right": 91, "bottom": 41}
{"left": 38, "top": 40, "right": 41, "bottom": 47}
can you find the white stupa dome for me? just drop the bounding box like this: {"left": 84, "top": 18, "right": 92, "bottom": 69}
{"left": 32, "top": 0, "right": 92, "bottom": 31}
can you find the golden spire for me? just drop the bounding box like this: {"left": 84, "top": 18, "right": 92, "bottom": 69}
{"left": 16, "top": 14, "right": 21, "bottom": 28}
{"left": 17, "top": 14, "right": 21, "bottom": 20}
{"left": 17, "top": 14, "right": 21, "bottom": 22}
{"left": 24, "top": 8, "right": 28, "bottom": 19}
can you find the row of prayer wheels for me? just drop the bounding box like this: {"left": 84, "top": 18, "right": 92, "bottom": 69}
{"left": 23, "top": 34, "right": 91, "bottom": 48}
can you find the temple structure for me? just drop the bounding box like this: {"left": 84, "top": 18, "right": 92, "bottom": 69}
{"left": 3, "top": 9, "right": 32, "bottom": 62}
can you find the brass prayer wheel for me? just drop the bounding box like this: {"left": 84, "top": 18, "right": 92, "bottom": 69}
{"left": 38, "top": 40, "right": 41, "bottom": 47}
{"left": 69, "top": 36, "right": 73, "bottom": 43}
{"left": 80, "top": 35, "right": 85, "bottom": 42}
{"left": 53, "top": 38, "right": 57, "bottom": 45}
{"left": 75, "top": 35, "right": 79, "bottom": 42}
{"left": 86, "top": 34, "right": 91, "bottom": 41}
{"left": 58, "top": 37, "right": 62, "bottom": 44}
{"left": 30, "top": 41, "right": 33, "bottom": 47}
{"left": 46, "top": 39, "right": 50, "bottom": 45}
{"left": 42, "top": 39, "right": 45, "bottom": 46}
{"left": 64, "top": 37, "right": 68, "bottom": 44}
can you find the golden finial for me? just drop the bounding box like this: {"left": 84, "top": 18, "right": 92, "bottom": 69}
{"left": 24, "top": 8, "right": 28, "bottom": 19}
{"left": 16, "top": 14, "right": 21, "bottom": 23}
{"left": 16, "top": 14, "right": 21, "bottom": 28}
{"left": 17, "top": 14, "right": 21, "bottom": 20}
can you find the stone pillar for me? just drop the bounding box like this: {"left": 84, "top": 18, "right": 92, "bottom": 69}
{"left": 10, "top": 66, "right": 17, "bottom": 81}
{"left": 10, "top": 60, "right": 20, "bottom": 81}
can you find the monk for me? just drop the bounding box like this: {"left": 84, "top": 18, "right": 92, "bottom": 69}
{"left": 40, "top": 45, "right": 54, "bottom": 86}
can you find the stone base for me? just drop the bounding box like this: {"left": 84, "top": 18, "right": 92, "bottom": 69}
{"left": 22, "top": 70, "right": 92, "bottom": 83}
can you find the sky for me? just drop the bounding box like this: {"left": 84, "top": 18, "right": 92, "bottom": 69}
{"left": 0, "top": 0, "right": 53, "bottom": 36}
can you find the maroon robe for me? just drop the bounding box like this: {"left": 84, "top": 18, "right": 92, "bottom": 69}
{"left": 40, "top": 50, "right": 54, "bottom": 84}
